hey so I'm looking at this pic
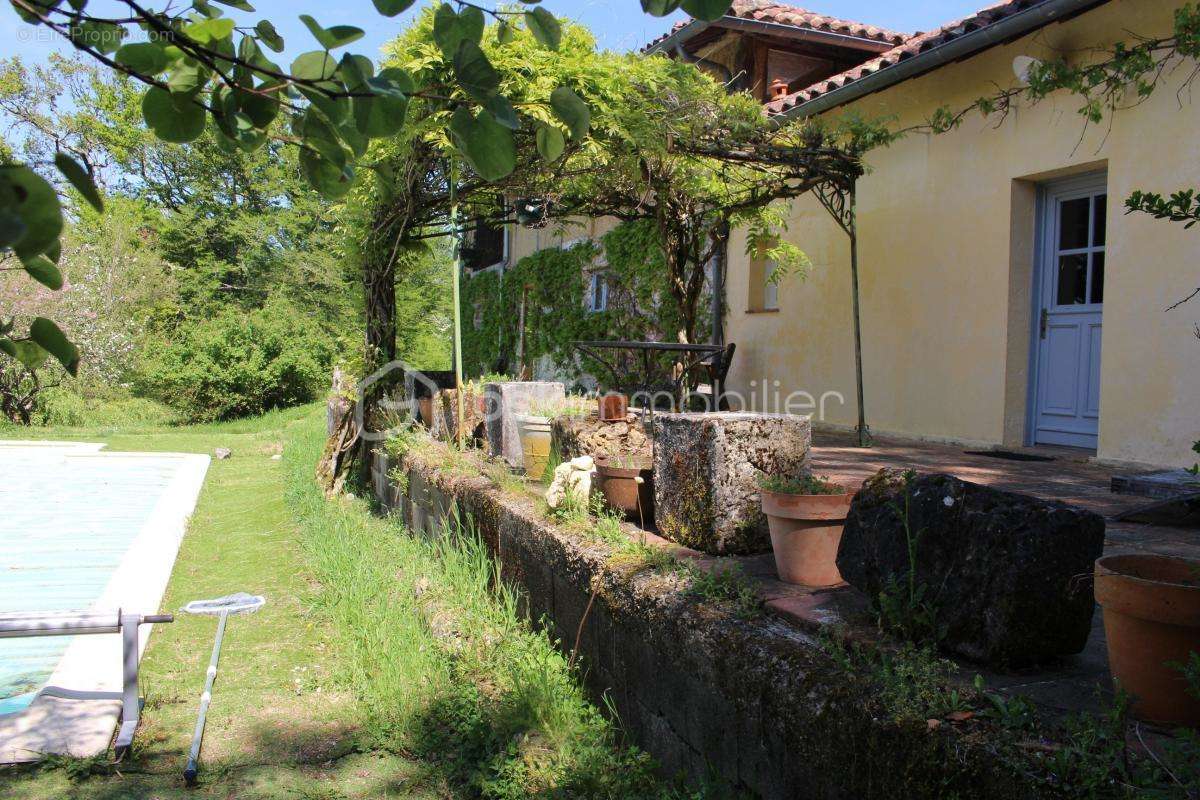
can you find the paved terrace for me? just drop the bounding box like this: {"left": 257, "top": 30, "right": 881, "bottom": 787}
{"left": 683, "top": 431, "right": 1199, "bottom": 721}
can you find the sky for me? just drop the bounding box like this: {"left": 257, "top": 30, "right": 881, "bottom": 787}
{"left": 2, "top": 1, "right": 986, "bottom": 66}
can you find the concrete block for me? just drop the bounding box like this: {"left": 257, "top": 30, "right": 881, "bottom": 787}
{"left": 653, "top": 413, "right": 811, "bottom": 555}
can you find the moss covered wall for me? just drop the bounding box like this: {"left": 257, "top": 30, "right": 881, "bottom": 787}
{"left": 461, "top": 221, "right": 711, "bottom": 382}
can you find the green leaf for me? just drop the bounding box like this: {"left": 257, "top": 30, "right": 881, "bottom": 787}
{"left": 69, "top": 20, "right": 126, "bottom": 55}
{"left": 550, "top": 86, "right": 590, "bottom": 141}
{"left": 496, "top": 20, "right": 515, "bottom": 45}
{"left": 0, "top": 210, "right": 25, "bottom": 250}
{"left": 453, "top": 40, "right": 499, "bottom": 103}
{"left": 641, "top": 0, "right": 683, "bottom": 15}
{"left": 372, "top": 0, "right": 417, "bottom": 14}
{"left": 300, "top": 108, "right": 347, "bottom": 166}
{"left": 30, "top": 317, "right": 79, "bottom": 376}
{"left": 525, "top": 7, "right": 561, "bottom": 50}
{"left": 291, "top": 51, "right": 339, "bottom": 81}
{"left": 535, "top": 124, "right": 565, "bottom": 162}
{"left": 681, "top": 0, "right": 732, "bottom": 20}
{"left": 299, "top": 14, "right": 364, "bottom": 50}
{"left": 255, "top": 20, "right": 285, "bottom": 52}
{"left": 184, "top": 17, "right": 235, "bottom": 44}
{"left": 354, "top": 69, "right": 412, "bottom": 138}
{"left": 235, "top": 83, "right": 281, "bottom": 128}
{"left": 680, "top": 0, "right": 732, "bottom": 21}
{"left": 433, "top": 3, "right": 484, "bottom": 59}
{"left": 214, "top": 0, "right": 255, "bottom": 9}
{"left": 300, "top": 148, "right": 355, "bottom": 199}
{"left": 0, "top": 338, "right": 49, "bottom": 372}
{"left": 485, "top": 95, "right": 519, "bottom": 130}
{"left": 448, "top": 106, "right": 516, "bottom": 182}
{"left": 297, "top": 84, "right": 350, "bottom": 126}
{"left": 115, "top": 42, "right": 170, "bottom": 74}
{"left": 167, "top": 57, "right": 211, "bottom": 94}
{"left": 20, "top": 254, "right": 64, "bottom": 290}
{"left": 142, "top": 87, "right": 207, "bottom": 143}
{"left": 53, "top": 153, "right": 103, "bottom": 212}
{"left": 0, "top": 166, "right": 63, "bottom": 260}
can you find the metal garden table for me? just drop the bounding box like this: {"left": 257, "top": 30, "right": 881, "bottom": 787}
{"left": 571, "top": 340, "right": 734, "bottom": 411}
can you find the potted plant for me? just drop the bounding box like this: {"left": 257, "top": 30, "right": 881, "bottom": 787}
{"left": 759, "top": 474, "right": 852, "bottom": 587}
{"left": 598, "top": 391, "right": 628, "bottom": 422}
{"left": 1094, "top": 553, "right": 1200, "bottom": 727}
{"left": 595, "top": 454, "right": 654, "bottom": 527}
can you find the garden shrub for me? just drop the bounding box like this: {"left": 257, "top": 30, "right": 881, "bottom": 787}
{"left": 35, "top": 386, "right": 178, "bottom": 428}
{"left": 135, "top": 299, "right": 335, "bottom": 422}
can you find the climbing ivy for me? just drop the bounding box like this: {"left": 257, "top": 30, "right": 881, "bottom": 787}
{"left": 461, "top": 220, "right": 709, "bottom": 379}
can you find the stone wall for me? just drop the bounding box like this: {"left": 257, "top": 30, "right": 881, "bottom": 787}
{"left": 368, "top": 441, "right": 1063, "bottom": 799}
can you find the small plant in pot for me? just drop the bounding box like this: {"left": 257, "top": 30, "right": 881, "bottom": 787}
{"left": 595, "top": 453, "right": 654, "bottom": 527}
{"left": 759, "top": 473, "right": 852, "bottom": 587}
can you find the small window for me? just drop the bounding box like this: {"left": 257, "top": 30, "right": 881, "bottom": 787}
{"left": 588, "top": 272, "right": 609, "bottom": 313}
{"left": 749, "top": 256, "right": 780, "bottom": 312}
{"left": 762, "top": 260, "right": 779, "bottom": 311}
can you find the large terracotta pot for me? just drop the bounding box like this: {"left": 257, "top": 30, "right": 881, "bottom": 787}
{"left": 515, "top": 414, "right": 553, "bottom": 480}
{"left": 761, "top": 490, "right": 853, "bottom": 587}
{"left": 596, "top": 456, "right": 654, "bottom": 526}
{"left": 1094, "top": 553, "right": 1200, "bottom": 727}
{"left": 598, "top": 393, "right": 628, "bottom": 422}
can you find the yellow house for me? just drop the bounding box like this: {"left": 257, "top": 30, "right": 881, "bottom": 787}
{"left": 497, "top": 0, "right": 1197, "bottom": 469}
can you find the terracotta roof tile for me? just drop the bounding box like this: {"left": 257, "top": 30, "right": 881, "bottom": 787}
{"left": 765, "top": 0, "right": 1049, "bottom": 115}
{"left": 643, "top": 1, "right": 908, "bottom": 53}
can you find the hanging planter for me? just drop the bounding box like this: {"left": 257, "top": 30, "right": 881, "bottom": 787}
{"left": 596, "top": 454, "right": 654, "bottom": 527}
{"left": 598, "top": 393, "right": 628, "bottom": 422}
{"left": 1094, "top": 553, "right": 1200, "bottom": 727}
{"left": 515, "top": 413, "right": 553, "bottom": 480}
{"left": 760, "top": 475, "right": 852, "bottom": 587}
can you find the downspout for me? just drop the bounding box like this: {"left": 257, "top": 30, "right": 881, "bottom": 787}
{"left": 711, "top": 222, "right": 727, "bottom": 347}
{"left": 847, "top": 186, "right": 869, "bottom": 447}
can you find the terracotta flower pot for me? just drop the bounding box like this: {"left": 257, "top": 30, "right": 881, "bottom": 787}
{"left": 417, "top": 397, "right": 434, "bottom": 429}
{"left": 598, "top": 393, "right": 628, "bottom": 422}
{"left": 515, "top": 414, "right": 553, "bottom": 480}
{"left": 596, "top": 456, "right": 654, "bottom": 526}
{"left": 1094, "top": 553, "right": 1200, "bottom": 727}
{"left": 761, "top": 489, "right": 853, "bottom": 587}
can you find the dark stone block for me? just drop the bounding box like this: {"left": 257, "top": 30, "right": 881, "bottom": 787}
{"left": 837, "top": 470, "right": 1105, "bottom": 666}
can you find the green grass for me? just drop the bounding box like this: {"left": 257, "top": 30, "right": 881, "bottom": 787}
{"left": 0, "top": 406, "right": 705, "bottom": 800}
{"left": 0, "top": 404, "right": 430, "bottom": 799}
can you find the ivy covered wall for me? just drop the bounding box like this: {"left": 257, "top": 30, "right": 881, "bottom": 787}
{"left": 460, "top": 221, "right": 712, "bottom": 383}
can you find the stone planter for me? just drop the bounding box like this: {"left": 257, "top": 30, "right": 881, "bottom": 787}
{"left": 653, "top": 413, "right": 811, "bottom": 555}
{"left": 515, "top": 414, "right": 553, "bottom": 480}
{"left": 484, "top": 381, "right": 565, "bottom": 468}
{"left": 1094, "top": 553, "right": 1200, "bottom": 727}
{"left": 596, "top": 455, "right": 655, "bottom": 527}
{"left": 761, "top": 489, "right": 852, "bottom": 587}
{"left": 598, "top": 393, "right": 628, "bottom": 422}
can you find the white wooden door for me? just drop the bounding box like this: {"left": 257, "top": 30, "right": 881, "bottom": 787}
{"left": 1033, "top": 175, "right": 1106, "bottom": 449}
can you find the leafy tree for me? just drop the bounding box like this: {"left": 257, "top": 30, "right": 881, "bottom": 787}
{"left": 1, "top": 0, "right": 735, "bottom": 381}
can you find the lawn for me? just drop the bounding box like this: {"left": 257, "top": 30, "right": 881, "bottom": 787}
{"left": 0, "top": 407, "right": 692, "bottom": 800}
{"left": 0, "top": 405, "right": 435, "bottom": 800}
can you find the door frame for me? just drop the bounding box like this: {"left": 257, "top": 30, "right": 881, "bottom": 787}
{"left": 1024, "top": 170, "right": 1107, "bottom": 448}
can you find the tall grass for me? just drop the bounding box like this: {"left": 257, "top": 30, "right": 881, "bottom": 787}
{"left": 283, "top": 417, "right": 702, "bottom": 799}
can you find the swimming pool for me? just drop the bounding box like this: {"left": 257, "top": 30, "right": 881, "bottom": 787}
{"left": 0, "top": 442, "right": 210, "bottom": 717}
